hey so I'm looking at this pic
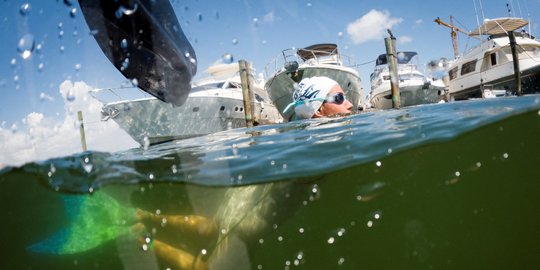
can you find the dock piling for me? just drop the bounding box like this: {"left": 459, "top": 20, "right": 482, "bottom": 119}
{"left": 77, "top": 111, "right": 88, "bottom": 152}
{"left": 385, "top": 29, "right": 401, "bottom": 108}
{"left": 239, "top": 60, "right": 254, "bottom": 127}
{"left": 508, "top": 31, "right": 522, "bottom": 96}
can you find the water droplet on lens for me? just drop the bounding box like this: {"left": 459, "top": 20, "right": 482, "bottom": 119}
{"left": 75, "top": 63, "right": 81, "bottom": 71}
{"left": 222, "top": 53, "right": 233, "bottom": 63}
{"left": 197, "top": 12, "right": 203, "bottom": 22}
{"left": 232, "top": 38, "right": 238, "bottom": 45}
{"left": 69, "top": 7, "right": 77, "bottom": 18}
{"left": 59, "top": 30, "right": 64, "bottom": 38}
{"left": 121, "top": 58, "right": 129, "bottom": 70}
{"left": 253, "top": 17, "right": 259, "bottom": 26}
{"left": 66, "top": 89, "right": 76, "bottom": 102}
{"left": 115, "top": 3, "right": 138, "bottom": 19}
{"left": 20, "top": 3, "right": 31, "bottom": 16}
{"left": 143, "top": 136, "right": 150, "bottom": 150}
{"left": 59, "top": 45, "right": 65, "bottom": 53}
{"left": 38, "top": 63, "right": 44, "bottom": 71}
{"left": 120, "top": 38, "right": 128, "bottom": 49}
{"left": 10, "top": 58, "right": 17, "bottom": 67}
{"left": 17, "top": 33, "right": 35, "bottom": 59}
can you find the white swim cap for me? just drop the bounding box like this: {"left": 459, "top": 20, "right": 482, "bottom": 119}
{"left": 283, "top": 76, "right": 338, "bottom": 119}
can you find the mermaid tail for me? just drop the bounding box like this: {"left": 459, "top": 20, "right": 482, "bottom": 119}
{"left": 28, "top": 192, "right": 137, "bottom": 254}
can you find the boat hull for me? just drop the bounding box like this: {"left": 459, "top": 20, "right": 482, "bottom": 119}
{"left": 103, "top": 95, "right": 281, "bottom": 145}
{"left": 370, "top": 82, "right": 445, "bottom": 109}
{"left": 449, "top": 64, "right": 540, "bottom": 100}
{"left": 265, "top": 66, "right": 365, "bottom": 121}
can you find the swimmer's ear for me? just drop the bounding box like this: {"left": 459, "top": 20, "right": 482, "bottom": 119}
{"left": 313, "top": 108, "right": 324, "bottom": 118}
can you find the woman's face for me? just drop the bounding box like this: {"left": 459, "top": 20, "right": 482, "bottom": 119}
{"left": 314, "top": 84, "right": 353, "bottom": 118}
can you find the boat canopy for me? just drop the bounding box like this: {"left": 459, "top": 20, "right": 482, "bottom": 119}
{"left": 376, "top": 51, "right": 418, "bottom": 66}
{"left": 469, "top": 17, "right": 529, "bottom": 36}
{"left": 297, "top": 43, "right": 339, "bottom": 61}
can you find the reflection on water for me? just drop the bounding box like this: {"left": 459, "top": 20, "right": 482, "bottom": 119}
{"left": 1, "top": 96, "right": 540, "bottom": 269}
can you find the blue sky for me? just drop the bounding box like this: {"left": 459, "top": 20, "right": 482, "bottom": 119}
{"left": 1, "top": 0, "right": 539, "bottom": 166}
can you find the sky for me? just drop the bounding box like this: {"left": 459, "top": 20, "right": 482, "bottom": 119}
{"left": 1, "top": 0, "right": 539, "bottom": 167}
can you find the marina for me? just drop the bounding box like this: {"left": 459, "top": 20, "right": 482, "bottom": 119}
{"left": 2, "top": 0, "right": 540, "bottom": 269}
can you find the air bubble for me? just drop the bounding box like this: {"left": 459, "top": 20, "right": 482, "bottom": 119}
{"left": 75, "top": 63, "right": 81, "bottom": 71}
{"left": 232, "top": 38, "right": 238, "bottom": 45}
{"left": 327, "top": 237, "right": 335, "bottom": 244}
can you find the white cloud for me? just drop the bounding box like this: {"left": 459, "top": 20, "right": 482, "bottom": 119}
{"left": 346, "top": 9, "right": 403, "bottom": 44}
{"left": 0, "top": 80, "right": 138, "bottom": 168}
{"left": 398, "top": 35, "right": 413, "bottom": 44}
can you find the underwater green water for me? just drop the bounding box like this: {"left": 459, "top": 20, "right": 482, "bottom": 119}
{"left": 1, "top": 96, "right": 540, "bottom": 269}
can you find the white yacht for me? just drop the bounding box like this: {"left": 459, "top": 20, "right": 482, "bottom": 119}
{"left": 93, "top": 63, "right": 283, "bottom": 146}
{"left": 264, "top": 43, "right": 365, "bottom": 121}
{"left": 447, "top": 17, "right": 540, "bottom": 100}
{"left": 369, "top": 51, "right": 446, "bottom": 109}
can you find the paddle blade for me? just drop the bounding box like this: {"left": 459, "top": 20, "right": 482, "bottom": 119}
{"left": 79, "top": 0, "right": 197, "bottom": 106}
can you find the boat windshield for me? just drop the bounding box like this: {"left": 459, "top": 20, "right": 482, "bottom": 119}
{"left": 376, "top": 52, "right": 418, "bottom": 65}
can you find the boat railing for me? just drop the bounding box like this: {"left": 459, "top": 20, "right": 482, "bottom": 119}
{"left": 264, "top": 47, "right": 359, "bottom": 78}
{"left": 89, "top": 86, "right": 153, "bottom": 105}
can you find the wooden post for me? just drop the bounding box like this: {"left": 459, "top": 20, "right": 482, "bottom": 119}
{"left": 385, "top": 30, "right": 400, "bottom": 108}
{"left": 239, "top": 60, "right": 254, "bottom": 127}
{"left": 78, "top": 111, "right": 88, "bottom": 151}
{"left": 508, "top": 31, "right": 522, "bottom": 96}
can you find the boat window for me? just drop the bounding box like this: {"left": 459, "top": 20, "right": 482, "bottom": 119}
{"left": 490, "top": 53, "right": 497, "bottom": 66}
{"left": 460, "top": 59, "right": 477, "bottom": 75}
{"left": 228, "top": 82, "right": 241, "bottom": 89}
{"left": 449, "top": 67, "right": 458, "bottom": 80}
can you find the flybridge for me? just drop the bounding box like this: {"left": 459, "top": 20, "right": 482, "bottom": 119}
{"left": 469, "top": 17, "right": 529, "bottom": 36}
